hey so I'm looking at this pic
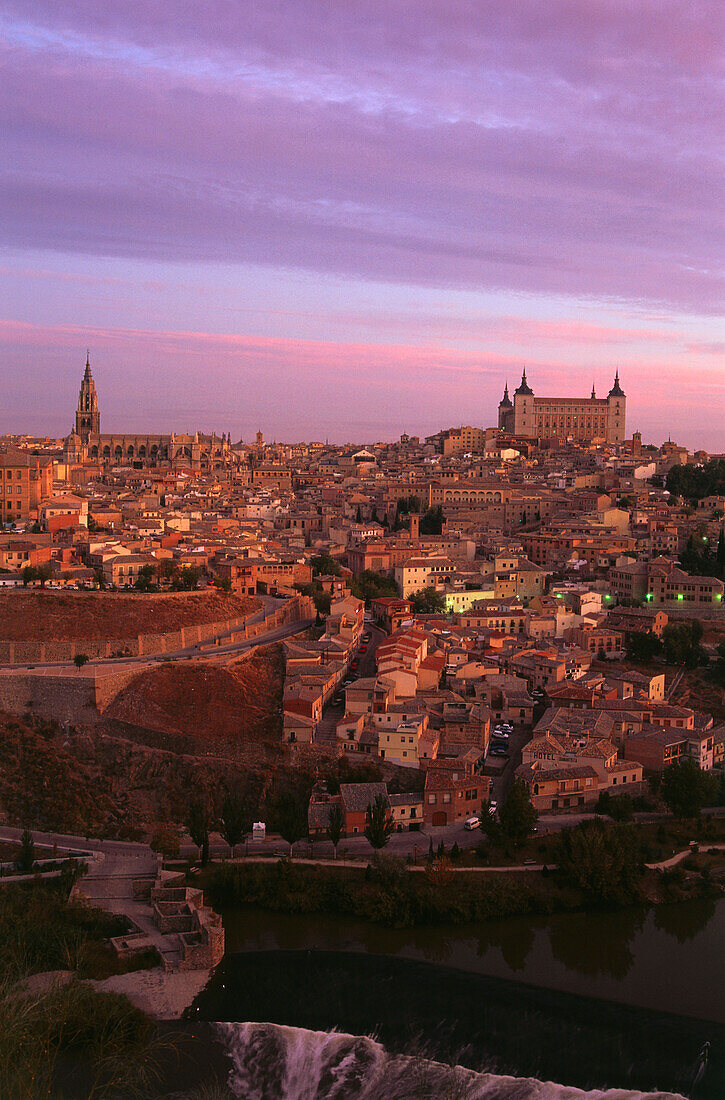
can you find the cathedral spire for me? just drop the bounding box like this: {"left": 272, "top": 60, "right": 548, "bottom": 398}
{"left": 591, "top": 381, "right": 596, "bottom": 399}
{"left": 76, "top": 352, "right": 100, "bottom": 441}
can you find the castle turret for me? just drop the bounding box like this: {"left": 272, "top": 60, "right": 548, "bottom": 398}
{"left": 498, "top": 381, "right": 514, "bottom": 431}
{"left": 511, "top": 369, "right": 534, "bottom": 435}
{"left": 75, "top": 351, "right": 100, "bottom": 442}
{"left": 514, "top": 369, "right": 533, "bottom": 396}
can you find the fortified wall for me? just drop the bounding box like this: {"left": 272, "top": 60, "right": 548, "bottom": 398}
{"left": 0, "top": 593, "right": 314, "bottom": 665}
{"left": 0, "top": 594, "right": 315, "bottom": 722}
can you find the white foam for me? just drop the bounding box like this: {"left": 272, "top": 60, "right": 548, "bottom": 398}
{"left": 216, "top": 1022, "right": 687, "bottom": 1100}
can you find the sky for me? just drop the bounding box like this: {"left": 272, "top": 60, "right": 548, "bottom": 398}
{"left": 1, "top": 1, "right": 723, "bottom": 448}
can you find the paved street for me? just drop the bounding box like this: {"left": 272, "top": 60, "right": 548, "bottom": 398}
{"left": 314, "top": 622, "right": 387, "bottom": 749}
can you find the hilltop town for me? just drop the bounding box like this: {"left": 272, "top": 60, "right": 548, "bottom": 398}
{"left": 0, "top": 358, "right": 723, "bottom": 855}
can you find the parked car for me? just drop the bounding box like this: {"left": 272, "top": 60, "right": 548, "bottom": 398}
{"left": 464, "top": 816, "right": 481, "bottom": 831}
{"left": 488, "top": 801, "right": 498, "bottom": 815}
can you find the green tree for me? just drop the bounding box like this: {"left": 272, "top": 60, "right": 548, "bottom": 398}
{"left": 185, "top": 798, "right": 212, "bottom": 864}
{"left": 626, "top": 632, "right": 662, "bottom": 663}
{"left": 364, "top": 794, "right": 394, "bottom": 850}
{"left": 21, "top": 565, "right": 38, "bottom": 587}
{"left": 16, "top": 828, "right": 36, "bottom": 875}
{"left": 666, "top": 458, "right": 725, "bottom": 504}
{"left": 419, "top": 506, "right": 443, "bottom": 535}
{"left": 661, "top": 757, "right": 720, "bottom": 819}
{"left": 220, "top": 791, "right": 250, "bottom": 857}
{"left": 313, "top": 590, "right": 332, "bottom": 616}
{"left": 351, "top": 569, "right": 398, "bottom": 604}
{"left": 214, "top": 576, "right": 232, "bottom": 593}
{"left": 498, "top": 779, "right": 538, "bottom": 847}
{"left": 36, "top": 565, "right": 51, "bottom": 588}
{"left": 134, "top": 564, "right": 157, "bottom": 592}
{"left": 171, "top": 566, "right": 201, "bottom": 591}
{"left": 73, "top": 654, "right": 89, "bottom": 672}
{"left": 310, "top": 554, "right": 342, "bottom": 577}
{"left": 662, "top": 621, "right": 700, "bottom": 666}
{"left": 325, "top": 803, "right": 345, "bottom": 859}
{"left": 270, "top": 787, "right": 309, "bottom": 857}
{"left": 409, "top": 587, "right": 447, "bottom": 614}
{"left": 556, "top": 820, "right": 644, "bottom": 905}
{"left": 712, "top": 641, "right": 725, "bottom": 688}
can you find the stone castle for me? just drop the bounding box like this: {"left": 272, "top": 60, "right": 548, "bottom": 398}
{"left": 498, "top": 370, "right": 626, "bottom": 444}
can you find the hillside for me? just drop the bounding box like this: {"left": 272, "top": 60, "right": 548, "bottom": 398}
{"left": 0, "top": 590, "right": 259, "bottom": 643}
{"left": 104, "top": 645, "right": 286, "bottom": 750}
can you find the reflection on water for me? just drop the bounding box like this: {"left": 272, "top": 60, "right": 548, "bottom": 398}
{"left": 653, "top": 898, "right": 718, "bottom": 944}
{"left": 498, "top": 920, "right": 535, "bottom": 973}
{"left": 219, "top": 897, "right": 725, "bottom": 1022}
{"left": 549, "top": 906, "right": 645, "bottom": 981}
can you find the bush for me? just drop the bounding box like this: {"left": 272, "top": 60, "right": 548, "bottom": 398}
{"left": 0, "top": 978, "right": 155, "bottom": 1099}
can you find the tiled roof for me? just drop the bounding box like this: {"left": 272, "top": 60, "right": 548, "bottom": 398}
{"left": 339, "top": 782, "right": 389, "bottom": 812}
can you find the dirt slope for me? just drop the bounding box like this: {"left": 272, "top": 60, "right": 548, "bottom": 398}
{"left": 0, "top": 591, "right": 259, "bottom": 642}
{"left": 104, "top": 646, "right": 285, "bottom": 746}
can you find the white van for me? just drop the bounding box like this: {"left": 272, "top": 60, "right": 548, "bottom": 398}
{"left": 464, "top": 816, "right": 480, "bottom": 831}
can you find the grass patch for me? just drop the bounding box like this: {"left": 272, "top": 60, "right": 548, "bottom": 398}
{"left": 1, "top": 976, "right": 159, "bottom": 1099}
{"left": 0, "top": 877, "right": 158, "bottom": 980}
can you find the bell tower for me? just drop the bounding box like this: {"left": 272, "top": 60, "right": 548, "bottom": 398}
{"left": 75, "top": 351, "right": 100, "bottom": 441}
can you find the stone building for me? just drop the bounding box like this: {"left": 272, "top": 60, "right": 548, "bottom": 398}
{"left": 498, "top": 370, "right": 626, "bottom": 443}
{"left": 64, "top": 354, "right": 233, "bottom": 471}
{"left": 0, "top": 443, "right": 53, "bottom": 524}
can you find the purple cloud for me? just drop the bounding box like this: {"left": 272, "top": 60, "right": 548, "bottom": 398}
{"left": 0, "top": 3, "right": 722, "bottom": 310}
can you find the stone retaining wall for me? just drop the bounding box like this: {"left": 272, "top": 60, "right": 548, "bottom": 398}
{"left": 0, "top": 595, "right": 315, "bottom": 721}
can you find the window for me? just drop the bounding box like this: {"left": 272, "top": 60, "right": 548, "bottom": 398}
{"left": 443, "top": 793, "right": 451, "bottom": 803}
{"left": 428, "top": 794, "right": 436, "bottom": 804}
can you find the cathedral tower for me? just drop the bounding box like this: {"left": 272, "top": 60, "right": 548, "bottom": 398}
{"left": 75, "top": 351, "right": 100, "bottom": 441}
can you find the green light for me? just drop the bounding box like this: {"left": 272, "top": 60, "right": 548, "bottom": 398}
{"left": 677, "top": 594, "right": 683, "bottom": 600}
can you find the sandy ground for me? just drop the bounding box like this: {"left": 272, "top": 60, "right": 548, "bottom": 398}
{"left": 16, "top": 965, "right": 211, "bottom": 1020}
{"left": 89, "top": 966, "right": 211, "bottom": 1019}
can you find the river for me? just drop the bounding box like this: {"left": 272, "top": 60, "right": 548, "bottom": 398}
{"left": 189, "top": 898, "right": 725, "bottom": 1098}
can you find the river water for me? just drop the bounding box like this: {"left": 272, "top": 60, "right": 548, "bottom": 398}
{"left": 189, "top": 899, "right": 725, "bottom": 1098}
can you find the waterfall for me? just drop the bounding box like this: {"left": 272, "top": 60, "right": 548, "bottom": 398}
{"left": 217, "top": 1022, "right": 687, "bottom": 1100}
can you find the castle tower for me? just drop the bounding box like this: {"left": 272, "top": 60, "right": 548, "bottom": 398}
{"left": 75, "top": 351, "right": 100, "bottom": 442}
{"left": 498, "top": 380, "right": 513, "bottom": 431}
{"left": 512, "top": 369, "right": 534, "bottom": 436}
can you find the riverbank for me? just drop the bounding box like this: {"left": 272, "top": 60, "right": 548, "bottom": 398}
{"left": 195, "top": 840, "right": 724, "bottom": 930}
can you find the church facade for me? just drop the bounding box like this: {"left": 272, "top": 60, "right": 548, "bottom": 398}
{"left": 498, "top": 371, "right": 626, "bottom": 444}
{"left": 64, "top": 355, "right": 233, "bottom": 471}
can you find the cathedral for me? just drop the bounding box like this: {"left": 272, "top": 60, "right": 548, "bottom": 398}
{"left": 64, "top": 354, "right": 233, "bottom": 470}
{"left": 498, "top": 370, "right": 626, "bottom": 444}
